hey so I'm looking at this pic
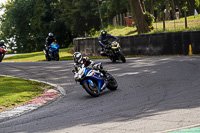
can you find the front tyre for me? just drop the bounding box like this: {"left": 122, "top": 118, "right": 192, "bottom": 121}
{"left": 83, "top": 80, "right": 100, "bottom": 97}
{"left": 55, "top": 53, "right": 59, "bottom": 61}
{"left": 106, "top": 73, "right": 118, "bottom": 91}
{"left": 119, "top": 51, "right": 126, "bottom": 63}
{"left": 109, "top": 56, "right": 116, "bottom": 63}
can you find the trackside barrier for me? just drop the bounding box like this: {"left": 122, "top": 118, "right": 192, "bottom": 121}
{"left": 73, "top": 31, "right": 200, "bottom": 56}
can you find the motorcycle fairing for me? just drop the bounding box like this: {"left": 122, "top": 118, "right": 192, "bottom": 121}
{"left": 82, "top": 68, "right": 106, "bottom": 91}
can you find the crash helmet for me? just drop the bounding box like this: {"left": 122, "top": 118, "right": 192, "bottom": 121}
{"left": 73, "top": 52, "right": 82, "bottom": 63}
{"left": 0, "top": 40, "right": 5, "bottom": 45}
{"left": 101, "top": 30, "right": 107, "bottom": 38}
{"left": 48, "top": 32, "right": 53, "bottom": 37}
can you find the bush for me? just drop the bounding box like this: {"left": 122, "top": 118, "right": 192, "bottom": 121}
{"left": 144, "top": 12, "right": 155, "bottom": 29}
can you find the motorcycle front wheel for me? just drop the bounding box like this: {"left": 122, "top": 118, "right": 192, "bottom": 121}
{"left": 55, "top": 53, "right": 59, "bottom": 61}
{"left": 118, "top": 51, "right": 126, "bottom": 63}
{"left": 83, "top": 80, "right": 100, "bottom": 97}
{"left": 109, "top": 56, "right": 116, "bottom": 63}
{"left": 105, "top": 73, "right": 118, "bottom": 91}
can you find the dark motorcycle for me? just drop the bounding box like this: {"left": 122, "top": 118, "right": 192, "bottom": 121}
{"left": 101, "top": 41, "right": 126, "bottom": 63}
{"left": 0, "top": 46, "right": 7, "bottom": 62}
{"left": 43, "top": 42, "right": 60, "bottom": 61}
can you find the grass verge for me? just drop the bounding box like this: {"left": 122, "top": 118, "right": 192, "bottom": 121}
{"left": 0, "top": 76, "right": 53, "bottom": 113}
{"left": 3, "top": 47, "right": 73, "bottom": 62}
{"left": 93, "top": 15, "right": 200, "bottom": 37}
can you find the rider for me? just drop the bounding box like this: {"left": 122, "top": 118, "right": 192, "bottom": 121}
{"left": 45, "top": 32, "right": 56, "bottom": 57}
{"left": 98, "top": 30, "right": 119, "bottom": 55}
{"left": 73, "top": 52, "right": 108, "bottom": 80}
{"left": 0, "top": 40, "right": 6, "bottom": 48}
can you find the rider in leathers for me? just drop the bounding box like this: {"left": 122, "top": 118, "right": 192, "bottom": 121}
{"left": 0, "top": 40, "right": 6, "bottom": 47}
{"left": 73, "top": 52, "right": 108, "bottom": 80}
{"left": 45, "top": 33, "right": 56, "bottom": 57}
{"left": 98, "top": 30, "right": 118, "bottom": 55}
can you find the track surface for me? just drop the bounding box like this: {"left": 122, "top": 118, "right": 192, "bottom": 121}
{"left": 0, "top": 56, "right": 200, "bottom": 133}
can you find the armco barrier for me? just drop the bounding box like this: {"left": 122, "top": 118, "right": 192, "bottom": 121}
{"left": 73, "top": 31, "right": 200, "bottom": 56}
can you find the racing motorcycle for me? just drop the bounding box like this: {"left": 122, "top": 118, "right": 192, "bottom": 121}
{"left": 72, "top": 63, "right": 118, "bottom": 97}
{"left": 0, "top": 46, "right": 7, "bottom": 62}
{"left": 102, "top": 41, "right": 126, "bottom": 63}
{"left": 43, "top": 42, "right": 60, "bottom": 61}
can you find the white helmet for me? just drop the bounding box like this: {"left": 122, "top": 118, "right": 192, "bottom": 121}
{"left": 73, "top": 52, "right": 82, "bottom": 63}
{"left": 48, "top": 32, "right": 53, "bottom": 37}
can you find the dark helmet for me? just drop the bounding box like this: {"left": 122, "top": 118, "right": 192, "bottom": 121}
{"left": 0, "top": 40, "right": 5, "bottom": 45}
{"left": 48, "top": 32, "right": 53, "bottom": 37}
{"left": 73, "top": 52, "right": 82, "bottom": 63}
{"left": 101, "top": 30, "right": 107, "bottom": 38}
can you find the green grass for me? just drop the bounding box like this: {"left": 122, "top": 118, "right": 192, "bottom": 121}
{"left": 0, "top": 76, "right": 53, "bottom": 113}
{"left": 93, "top": 25, "right": 137, "bottom": 37}
{"left": 93, "top": 14, "right": 200, "bottom": 37}
{"left": 3, "top": 47, "right": 73, "bottom": 62}
{"left": 152, "top": 14, "right": 200, "bottom": 32}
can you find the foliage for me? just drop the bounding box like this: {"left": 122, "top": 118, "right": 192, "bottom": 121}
{"left": 143, "top": 11, "right": 155, "bottom": 29}
{"left": 100, "top": 0, "right": 128, "bottom": 27}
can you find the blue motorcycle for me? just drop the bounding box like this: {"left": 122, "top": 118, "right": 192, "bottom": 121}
{"left": 73, "top": 63, "right": 118, "bottom": 97}
{"left": 43, "top": 42, "right": 60, "bottom": 61}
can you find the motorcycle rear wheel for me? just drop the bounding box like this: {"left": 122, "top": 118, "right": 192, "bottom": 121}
{"left": 106, "top": 73, "right": 118, "bottom": 91}
{"left": 46, "top": 55, "right": 51, "bottom": 61}
{"left": 0, "top": 54, "right": 4, "bottom": 62}
{"left": 83, "top": 80, "right": 100, "bottom": 97}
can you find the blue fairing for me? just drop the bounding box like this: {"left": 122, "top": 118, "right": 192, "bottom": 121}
{"left": 50, "top": 42, "right": 60, "bottom": 51}
{"left": 82, "top": 68, "right": 106, "bottom": 91}
{"left": 49, "top": 42, "right": 59, "bottom": 57}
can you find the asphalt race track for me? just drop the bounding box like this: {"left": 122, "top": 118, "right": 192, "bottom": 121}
{"left": 0, "top": 56, "right": 200, "bottom": 133}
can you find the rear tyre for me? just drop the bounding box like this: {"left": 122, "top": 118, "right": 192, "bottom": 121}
{"left": 106, "top": 73, "right": 118, "bottom": 90}
{"left": 46, "top": 55, "right": 51, "bottom": 61}
{"left": 83, "top": 80, "right": 100, "bottom": 97}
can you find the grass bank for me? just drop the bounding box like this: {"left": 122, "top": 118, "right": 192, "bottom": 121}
{"left": 0, "top": 76, "right": 53, "bottom": 113}
{"left": 3, "top": 46, "right": 108, "bottom": 62}
{"left": 93, "top": 15, "right": 200, "bottom": 37}
{"left": 3, "top": 47, "right": 73, "bottom": 62}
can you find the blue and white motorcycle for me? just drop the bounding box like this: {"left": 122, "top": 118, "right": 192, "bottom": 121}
{"left": 43, "top": 42, "right": 60, "bottom": 61}
{"left": 73, "top": 63, "right": 118, "bottom": 97}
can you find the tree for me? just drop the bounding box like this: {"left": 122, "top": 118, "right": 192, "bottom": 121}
{"left": 100, "top": 0, "right": 127, "bottom": 27}
{"left": 0, "top": 0, "right": 35, "bottom": 53}
{"left": 140, "top": 0, "right": 146, "bottom": 12}
{"left": 165, "top": 1, "right": 170, "bottom": 20}
{"left": 128, "top": 0, "right": 150, "bottom": 34}
{"left": 187, "top": 0, "right": 195, "bottom": 15}
{"left": 171, "top": 0, "right": 176, "bottom": 19}
{"left": 150, "top": 0, "right": 154, "bottom": 15}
